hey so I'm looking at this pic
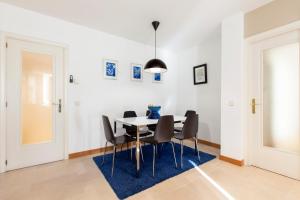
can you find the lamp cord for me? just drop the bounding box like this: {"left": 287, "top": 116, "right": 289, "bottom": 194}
{"left": 155, "top": 30, "right": 156, "bottom": 59}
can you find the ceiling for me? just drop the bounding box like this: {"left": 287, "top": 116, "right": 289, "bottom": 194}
{"left": 0, "top": 0, "right": 273, "bottom": 50}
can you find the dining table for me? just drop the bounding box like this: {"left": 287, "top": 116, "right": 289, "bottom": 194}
{"left": 114, "top": 115, "right": 186, "bottom": 177}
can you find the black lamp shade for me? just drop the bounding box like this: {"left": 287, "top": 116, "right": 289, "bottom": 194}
{"left": 144, "top": 58, "right": 167, "bottom": 73}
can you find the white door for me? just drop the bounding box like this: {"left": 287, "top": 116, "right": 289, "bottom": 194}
{"left": 6, "top": 38, "right": 65, "bottom": 170}
{"left": 249, "top": 30, "right": 300, "bottom": 180}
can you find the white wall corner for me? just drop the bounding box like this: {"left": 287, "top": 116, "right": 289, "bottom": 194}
{"left": 220, "top": 12, "right": 246, "bottom": 161}
{"left": 175, "top": 32, "right": 222, "bottom": 145}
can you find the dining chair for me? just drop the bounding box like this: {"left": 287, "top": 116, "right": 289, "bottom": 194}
{"left": 174, "top": 110, "right": 196, "bottom": 132}
{"left": 173, "top": 113, "right": 200, "bottom": 168}
{"left": 101, "top": 115, "right": 135, "bottom": 176}
{"left": 146, "top": 110, "right": 156, "bottom": 132}
{"left": 123, "top": 111, "right": 152, "bottom": 138}
{"left": 141, "top": 115, "right": 178, "bottom": 177}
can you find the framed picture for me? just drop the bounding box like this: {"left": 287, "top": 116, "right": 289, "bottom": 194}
{"left": 104, "top": 59, "right": 118, "bottom": 79}
{"left": 193, "top": 64, "right": 207, "bottom": 85}
{"left": 131, "top": 63, "right": 143, "bottom": 81}
{"left": 153, "top": 73, "right": 162, "bottom": 83}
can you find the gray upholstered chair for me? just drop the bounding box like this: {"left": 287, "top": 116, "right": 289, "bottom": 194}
{"left": 174, "top": 110, "right": 196, "bottom": 132}
{"left": 123, "top": 111, "right": 152, "bottom": 138}
{"left": 141, "top": 115, "right": 177, "bottom": 177}
{"left": 174, "top": 113, "right": 200, "bottom": 168}
{"left": 101, "top": 115, "right": 135, "bottom": 176}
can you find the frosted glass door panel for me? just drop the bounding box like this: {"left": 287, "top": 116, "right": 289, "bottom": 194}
{"left": 263, "top": 43, "right": 300, "bottom": 154}
{"left": 21, "top": 51, "right": 53, "bottom": 145}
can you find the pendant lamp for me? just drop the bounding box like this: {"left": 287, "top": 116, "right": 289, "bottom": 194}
{"left": 144, "top": 21, "right": 167, "bottom": 73}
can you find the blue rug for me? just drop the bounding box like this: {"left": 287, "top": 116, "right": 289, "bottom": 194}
{"left": 93, "top": 143, "right": 216, "bottom": 199}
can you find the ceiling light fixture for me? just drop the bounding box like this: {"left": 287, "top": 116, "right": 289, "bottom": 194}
{"left": 144, "top": 21, "right": 167, "bottom": 73}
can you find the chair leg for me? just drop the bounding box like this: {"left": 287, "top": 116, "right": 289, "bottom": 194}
{"left": 130, "top": 144, "right": 133, "bottom": 160}
{"left": 195, "top": 137, "right": 200, "bottom": 161}
{"left": 140, "top": 143, "right": 144, "bottom": 162}
{"left": 160, "top": 143, "right": 164, "bottom": 152}
{"left": 152, "top": 145, "right": 156, "bottom": 177}
{"left": 180, "top": 140, "right": 183, "bottom": 168}
{"left": 101, "top": 141, "right": 108, "bottom": 166}
{"left": 157, "top": 143, "right": 164, "bottom": 158}
{"left": 111, "top": 146, "right": 116, "bottom": 177}
{"left": 194, "top": 138, "right": 197, "bottom": 154}
{"left": 170, "top": 141, "right": 178, "bottom": 168}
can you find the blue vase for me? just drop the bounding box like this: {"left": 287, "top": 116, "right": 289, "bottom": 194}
{"left": 147, "top": 106, "right": 161, "bottom": 119}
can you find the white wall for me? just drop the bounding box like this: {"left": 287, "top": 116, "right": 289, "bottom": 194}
{"left": 176, "top": 31, "right": 221, "bottom": 144}
{"left": 0, "top": 3, "right": 179, "bottom": 154}
{"left": 220, "top": 12, "right": 246, "bottom": 160}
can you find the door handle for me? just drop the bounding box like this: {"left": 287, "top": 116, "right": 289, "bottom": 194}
{"left": 251, "top": 98, "right": 260, "bottom": 114}
{"left": 52, "top": 99, "right": 62, "bottom": 113}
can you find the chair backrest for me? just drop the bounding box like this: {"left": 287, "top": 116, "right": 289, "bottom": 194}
{"left": 182, "top": 114, "right": 198, "bottom": 139}
{"left": 123, "top": 111, "right": 137, "bottom": 132}
{"left": 123, "top": 111, "right": 137, "bottom": 118}
{"left": 102, "top": 115, "right": 115, "bottom": 143}
{"left": 185, "top": 110, "right": 196, "bottom": 117}
{"left": 146, "top": 110, "right": 150, "bottom": 116}
{"left": 154, "top": 115, "right": 174, "bottom": 143}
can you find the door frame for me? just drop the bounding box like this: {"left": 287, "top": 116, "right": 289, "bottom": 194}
{"left": 0, "top": 32, "right": 69, "bottom": 173}
{"left": 245, "top": 20, "right": 300, "bottom": 166}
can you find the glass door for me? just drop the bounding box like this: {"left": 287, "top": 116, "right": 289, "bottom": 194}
{"left": 263, "top": 43, "right": 300, "bottom": 154}
{"left": 21, "top": 51, "right": 54, "bottom": 145}
{"left": 6, "top": 38, "right": 64, "bottom": 170}
{"left": 250, "top": 30, "right": 300, "bottom": 180}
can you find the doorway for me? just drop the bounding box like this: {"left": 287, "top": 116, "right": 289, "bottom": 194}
{"left": 248, "top": 30, "right": 300, "bottom": 180}
{"left": 5, "top": 38, "right": 65, "bottom": 170}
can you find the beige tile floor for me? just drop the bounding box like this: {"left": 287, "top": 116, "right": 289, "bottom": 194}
{"left": 0, "top": 142, "right": 299, "bottom": 200}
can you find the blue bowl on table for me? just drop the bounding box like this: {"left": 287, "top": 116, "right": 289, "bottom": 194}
{"left": 147, "top": 106, "right": 161, "bottom": 119}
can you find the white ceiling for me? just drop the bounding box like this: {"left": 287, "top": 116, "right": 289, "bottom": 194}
{"left": 0, "top": 0, "right": 273, "bottom": 50}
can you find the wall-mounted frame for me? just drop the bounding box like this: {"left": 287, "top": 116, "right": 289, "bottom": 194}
{"left": 153, "top": 73, "right": 163, "bottom": 83}
{"left": 193, "top": 64, "right": 207, "bottom": 85}
{"left": 131, "top": 63, "right": 143, "bottom": 81}
{"left": 104, "top": 59, "right": 118, "bottom": 79}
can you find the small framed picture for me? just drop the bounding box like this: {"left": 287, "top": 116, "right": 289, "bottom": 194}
{"left": 153, "top": 73, "right": 162, "bottom": 83}
{"left": 131, "top": 63, "right": 143, "bottom": 81}
{"left": 104, "top": 59, "right": 118, "bottom": 79}
{"left": 193, "top": 64, "right": 207, "bottom": 85}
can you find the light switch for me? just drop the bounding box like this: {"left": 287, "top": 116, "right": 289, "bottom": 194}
{"left": 227, "top": 100, "right": 235, "bottom": 107}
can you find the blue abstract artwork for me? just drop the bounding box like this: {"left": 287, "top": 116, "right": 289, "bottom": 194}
{"left": 154, "top": 73, "right": 161, "bottom": 82}
{"left": 133, "top": 66, "right": 141, "bottom": 79}
{"left": 104, "top": 60, "right": 117, "bottom": 79}
{"left": 131, "top": 64, "right": 143, "bottom": 81}
{"left": 106, "top": 62, "right": 116, "bottom": 77}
